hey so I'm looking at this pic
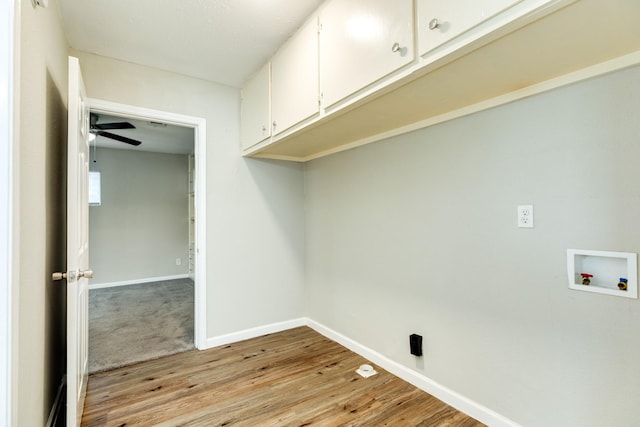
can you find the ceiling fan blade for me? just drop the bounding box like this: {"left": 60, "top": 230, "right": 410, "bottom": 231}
{"left": 94, "top": 122, "right": 136, "bottom": 130}
{"left": 97, "top": 131, "right": 142, "bottom": 146}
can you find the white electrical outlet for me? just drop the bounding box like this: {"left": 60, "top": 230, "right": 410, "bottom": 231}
{"left": 517, "top": 205, "right": 534, "bottom": 228}
{"left": 176, "top": 258, "right": 182, "bottom": 266}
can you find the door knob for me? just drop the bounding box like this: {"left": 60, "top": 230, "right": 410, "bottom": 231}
{"left": 52, "top": 269, "right": 94, "bottom": 281}
{"left": 52, "top": 272, "right": 67, "bottom": 281}
{"left": 79, "top": 269, "right": 94, "bottom": 279}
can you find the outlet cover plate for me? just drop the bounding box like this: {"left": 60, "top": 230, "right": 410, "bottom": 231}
{"left": 517, "top": 205, "right": 534, "bottom": 228}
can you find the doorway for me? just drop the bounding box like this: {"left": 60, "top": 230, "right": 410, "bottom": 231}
{"left": 86, "top": 99, "right": 207, "bottom": 359}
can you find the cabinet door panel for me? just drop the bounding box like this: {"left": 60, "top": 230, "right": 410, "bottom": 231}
{"left": 240, "top": 63, "right": 270, "bottom": 150}
{"left": 418, "top": 0, "right": 520, "bottom": 56}
{"left": 271, "top": 17, "right": 319, "bottom": 136}
{"left": 320, "top": 0, "right": 414, "bottom": 108}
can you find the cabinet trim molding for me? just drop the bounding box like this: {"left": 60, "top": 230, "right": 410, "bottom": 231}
{"left": 293, "top": 51, "right": 640, "bottom": 162}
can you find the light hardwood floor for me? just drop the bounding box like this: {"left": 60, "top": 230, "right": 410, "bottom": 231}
{"left": 82, "top": 326, "right": 485, "bottom": 426}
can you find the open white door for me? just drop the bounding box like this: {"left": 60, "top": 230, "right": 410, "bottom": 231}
{"left": 66, "top": 56, "right": 91, "bottom": 427}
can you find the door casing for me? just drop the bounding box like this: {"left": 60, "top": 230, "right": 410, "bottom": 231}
{"left": 88, "top": 98, "right": 208, "bottom": 349}
{"left": 0, "top": 0, "right": 17, "bottom": 424}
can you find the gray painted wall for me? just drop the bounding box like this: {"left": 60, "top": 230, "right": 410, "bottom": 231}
{"left": 305, "top": 66, "right": 640, "bottom": 427}
{"left": 89, "top": 147, "right": 190, "bottom": 284}
{"left": 17, "top": 0, "right": 69, "bottom": 424}
{"left": 73, "top": 50, "right": 307, "bottom": 338}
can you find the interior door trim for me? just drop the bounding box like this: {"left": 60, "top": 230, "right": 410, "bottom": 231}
{"left": 87, "top": 98, "right": 208, "bottom": 349}
{"left": 0, "top": 0, "right": 16, "bottom": 423}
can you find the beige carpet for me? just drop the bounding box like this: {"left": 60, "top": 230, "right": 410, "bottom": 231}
{"left": 88, "top": 278, "right": 194, "bottom": 373}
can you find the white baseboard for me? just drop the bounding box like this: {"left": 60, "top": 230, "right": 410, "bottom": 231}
{"left": 204, "top": 318, "right": 307, "bottom": 349}
{"left": 202, "top": 317, "right": 519, "bottom": 426}
{"left": 89, "top": 274, "right": 191, "bottom": 290}
{"left": 45, "top": 375, "right": 65, "bottom": 427}
{"left": 305, "top": 319, "right": 520, "bottom": 427}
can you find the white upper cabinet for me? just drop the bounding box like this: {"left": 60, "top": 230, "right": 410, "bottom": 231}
{"left": 240, "top": 63, "right": 271, "bottom": 150}
{"left": 319, "top": 0, "right": 414, "bottom": 108}
{"left": 271, "top": 16, "right": 320, "bottom": 136}
{"left": 417, "top": 0, "right": 521, "bottom": 56}
{"left": 241, "top": 0, "right": 639, "bottom": 161}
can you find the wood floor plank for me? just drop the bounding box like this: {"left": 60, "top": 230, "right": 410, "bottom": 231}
{"left": 81, "top": 326, "right": 486, "bottom": 426}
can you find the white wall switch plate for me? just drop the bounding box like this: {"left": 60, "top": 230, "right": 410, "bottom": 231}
{"left": 517, "top": 205, "right": 534, "bottom": 228}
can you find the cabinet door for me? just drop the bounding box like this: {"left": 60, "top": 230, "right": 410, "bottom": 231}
{"left": 417, "top": 0, "right": 521, "bottom": 56}
{"left": 271, "top": 16, "right": 319, "bottom": 136}
{"left": 240, "top": 63, "right": 271, "bottom": 150}
{"left": 320, "top": 0, "right": 414, "bottom": 108}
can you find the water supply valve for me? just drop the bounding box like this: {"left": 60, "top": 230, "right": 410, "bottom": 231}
{"left": 618, "top": 277, "right": 628, "bottom": 291}
{"left": 581, "top": 273, "right": 593, "bottom": 286}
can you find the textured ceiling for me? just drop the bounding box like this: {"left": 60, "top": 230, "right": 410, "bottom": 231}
{"left": 57, "top": 0, "right": 323, "bottom": 88}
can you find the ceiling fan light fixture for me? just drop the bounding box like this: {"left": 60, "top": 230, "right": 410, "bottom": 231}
{"left": 89, "top": 113, "right": 141, "bottom": 146}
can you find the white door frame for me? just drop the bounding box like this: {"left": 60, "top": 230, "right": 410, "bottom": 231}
{"left": 0, "top": 0, "right": 16, "bottom": 424}
{"left": 88, "top": 98, "right": 207, "bottom": 349}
